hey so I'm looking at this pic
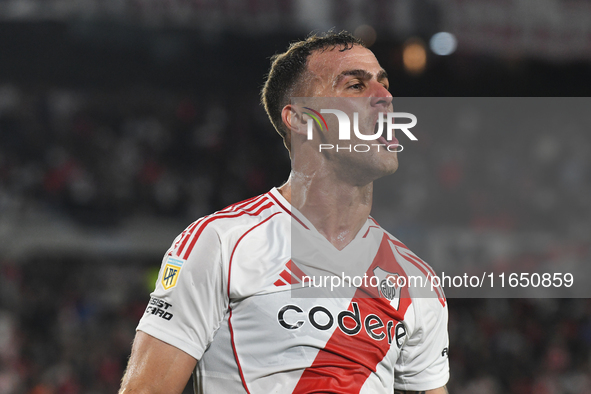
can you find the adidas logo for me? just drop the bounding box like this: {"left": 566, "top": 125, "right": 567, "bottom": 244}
{"left": 274, "top": 260, "right": 306, "bottom": 287}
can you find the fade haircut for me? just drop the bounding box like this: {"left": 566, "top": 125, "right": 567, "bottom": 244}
{"left": 261, "top": 31, "right": 364, "bottom": 151}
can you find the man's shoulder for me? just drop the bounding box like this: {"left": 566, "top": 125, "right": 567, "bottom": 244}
{"left": 168, "top": 191, "right": 288, "bottom": 260}
{"left": 184, "top": 191, "right": 287, "bottom": 238}
{"left": 214, "top": 190, "right": 287, "bottom": 227}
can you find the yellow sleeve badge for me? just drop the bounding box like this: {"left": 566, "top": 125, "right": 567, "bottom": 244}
{"left": 162, "top": 256, "right": 185, "bottom": 290}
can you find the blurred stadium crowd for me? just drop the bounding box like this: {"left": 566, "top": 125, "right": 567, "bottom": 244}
{"left": 0, "top": 85, "right": 288, "bottom": 225}
{"left": 0, "top": 257, "right": 147, "bottom": 394}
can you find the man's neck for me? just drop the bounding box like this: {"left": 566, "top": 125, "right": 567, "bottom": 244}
{"left": 278, "top": 173, "right": 373, "bottom": 251}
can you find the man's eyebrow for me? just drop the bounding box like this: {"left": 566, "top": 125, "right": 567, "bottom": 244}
{"left": 334, "top": 69, "right": 389, "bottom": 85}
{"left": 377, "top": 69, "right": 389, "bottom": 82}
{"left": 334, "top": 69, "right": 372, "bottom": 85}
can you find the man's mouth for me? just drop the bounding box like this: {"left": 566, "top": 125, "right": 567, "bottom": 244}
{"left": 374, "top": 120, "right": 399, "bottom": 147}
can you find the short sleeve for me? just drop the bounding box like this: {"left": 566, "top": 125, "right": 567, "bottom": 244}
{"left": 394, "top": 297, "right": 450, "bottom": 391}
{"left": 136, "top": 223, "right": 228, "bottom": 361}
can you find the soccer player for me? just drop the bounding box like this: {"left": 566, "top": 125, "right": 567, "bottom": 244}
{"left": 119, "top": 31, "right": 449, "bottom": 394}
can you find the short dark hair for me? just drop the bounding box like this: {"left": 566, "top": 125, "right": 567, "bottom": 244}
{"left": 261, "top": 31, "right": 364, "bottom": 151}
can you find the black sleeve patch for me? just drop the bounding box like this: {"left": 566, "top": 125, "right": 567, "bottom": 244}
{"left": 145, "top": 297, "right": 174, "bottom": 321}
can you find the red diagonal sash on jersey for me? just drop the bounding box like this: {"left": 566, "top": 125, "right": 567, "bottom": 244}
{"left": 291, "top": 234, "right": 412, "bottom": 394}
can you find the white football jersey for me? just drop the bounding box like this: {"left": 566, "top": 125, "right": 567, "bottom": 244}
{"left": 137, "top": 188, "right": 449, "bottom": 393}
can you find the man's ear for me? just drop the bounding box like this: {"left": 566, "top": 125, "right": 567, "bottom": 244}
{"left": 281, "top": 104, "right": 308, "bottom": 137}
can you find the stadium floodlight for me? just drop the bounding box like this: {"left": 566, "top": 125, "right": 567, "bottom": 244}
{"left": 430, "top": 32, "right": 457, "bottom": 56}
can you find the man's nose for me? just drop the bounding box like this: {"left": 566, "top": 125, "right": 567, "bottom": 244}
{"left": 369, "top": 84, "right": 392, "bottom": 108}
